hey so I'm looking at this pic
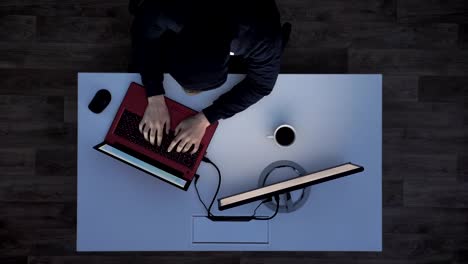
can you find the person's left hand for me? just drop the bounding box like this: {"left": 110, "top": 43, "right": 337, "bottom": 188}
{"left": 167, "top": 113, "right": 211, "bottom": 154}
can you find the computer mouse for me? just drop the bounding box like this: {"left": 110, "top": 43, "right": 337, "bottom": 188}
{"left": 88, "top": 89, "right": 111, "bottom": 114}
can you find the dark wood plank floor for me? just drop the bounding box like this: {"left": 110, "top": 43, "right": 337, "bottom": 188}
{"left": 1, "top": 0, "right": 467, "bottom": 263}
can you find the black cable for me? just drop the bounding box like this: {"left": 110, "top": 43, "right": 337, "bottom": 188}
{"left": 201, "top": 157, "right": 221, "bottom": 214}
{"left": 194, "top": 176, "right": 210, "bottom": 214}
{"left": 193, "top": 156, "right": 222, "bottom": 217}
{"left": 195, "top": 156, "right": 279, "bottom": 221}
{"left": 252, "top": 199, "right": 266, "bottom": 216}
{"left": 253, "top": 195, "right": 279, "bottom": 220}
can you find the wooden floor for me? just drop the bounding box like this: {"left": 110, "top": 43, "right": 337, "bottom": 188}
{"left": 1, "top": 0, "right": 467, "bottom": 263}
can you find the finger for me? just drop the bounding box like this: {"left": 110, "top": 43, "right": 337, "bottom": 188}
{"left": 150, "top": 125, "right": 157, "bottom": 145}
{"left": 168, "top": 134, "right": 183, "bottom": 152}
{"left": 177, "top": 139, "right": 189, "bottom": 153}
{"left": 139, "top": 120, "right": 145, "bottom": 134}
{"left": 190, "top": 143, "right": 200, "bottom": 155}
{"left": 165, "top": 119, "right": 170, "bottom": 135}
{"left": 143, "top": 124, "right": 150, "bottom": 142}
{"left": 175, "top": 124, "right": 183, "bottom": 136}
{"left": 182, "top": 142, "right": 194, "bottom": 153}
{"left": 156, "top": 124, "right": 163, "bottom": 146}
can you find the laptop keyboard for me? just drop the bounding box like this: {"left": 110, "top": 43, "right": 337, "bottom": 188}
{"left": 114, "top": 109, "right": 202, "bottom": 169}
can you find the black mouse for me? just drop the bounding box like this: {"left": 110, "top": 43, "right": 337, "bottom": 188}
{"left": 88, "top": 89, "right": 111, "bottom": 114}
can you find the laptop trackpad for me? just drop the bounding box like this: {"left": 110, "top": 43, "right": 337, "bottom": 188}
{"left": 192, "top": 216, "right": 269, "bottom": 244}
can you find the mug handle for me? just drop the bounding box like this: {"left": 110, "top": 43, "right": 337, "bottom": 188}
{"left": 267, "top": 135, "right": 275, "bottom": 139}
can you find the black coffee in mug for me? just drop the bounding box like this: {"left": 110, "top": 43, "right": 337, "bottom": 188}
{"left": 275, "top": 126, "right": 295, "bottom": 146}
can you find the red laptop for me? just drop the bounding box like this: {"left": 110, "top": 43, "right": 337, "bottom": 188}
{"left": 93, "top": 82, "right": 219, "bottom": 191}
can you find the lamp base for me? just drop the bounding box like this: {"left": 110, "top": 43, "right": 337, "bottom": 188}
{"left": 257, "top": 160, "right": 310, "bottom": 213}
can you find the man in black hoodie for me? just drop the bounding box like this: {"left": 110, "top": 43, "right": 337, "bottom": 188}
{"left": 130, "top": 0, "right": 282, "bottom": 155}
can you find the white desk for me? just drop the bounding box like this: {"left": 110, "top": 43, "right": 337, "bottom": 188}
{"left": 77, "top": 73, "right": 382, "bottom": 251}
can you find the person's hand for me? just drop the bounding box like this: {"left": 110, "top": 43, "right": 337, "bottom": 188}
{"left": 139, "top": 95, "right": 170, "bottom": 146}
{"left": 167, "top": 113, "right": 211, "bottom": 155}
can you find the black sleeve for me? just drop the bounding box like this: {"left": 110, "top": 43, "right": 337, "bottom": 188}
{"left": 202, "top": 33, "right": 282, "bottom": 124}
{"left": 130, "top": 3, "right": 169, "bottom": 97}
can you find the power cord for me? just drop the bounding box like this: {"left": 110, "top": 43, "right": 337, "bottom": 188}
{"left": 194, "top": 156, "right": 280, "bottom": 222}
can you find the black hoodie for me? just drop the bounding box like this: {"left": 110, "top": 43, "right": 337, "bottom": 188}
{"left": 130, "top": 0, "right": 282, "bottom": 124}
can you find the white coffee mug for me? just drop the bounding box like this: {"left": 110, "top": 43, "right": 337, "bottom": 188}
{"left": 267, "top": 124, "right": 296, "bottom": 147}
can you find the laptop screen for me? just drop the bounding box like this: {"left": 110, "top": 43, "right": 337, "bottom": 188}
{"left": 97, "top": 143, "right": 187, "bottom": 188}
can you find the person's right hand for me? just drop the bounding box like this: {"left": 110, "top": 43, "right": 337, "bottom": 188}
{"left": 139, "top": 95, "right": 171, "bottom": 146}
